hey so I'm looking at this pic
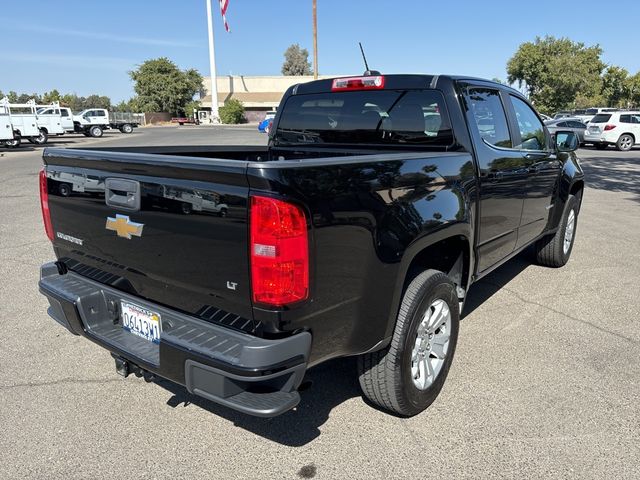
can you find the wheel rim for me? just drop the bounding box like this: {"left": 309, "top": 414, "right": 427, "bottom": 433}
{"left": 563, "top": 209, "right": 576, "bottom": 254}
{"left": 410, "top": 299, "right": 452, "bottom": 390}
{"left": 621, "top": 136, "right": 632, "bottom": 149}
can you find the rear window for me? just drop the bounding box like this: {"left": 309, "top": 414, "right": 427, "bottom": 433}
{"left": 274, "top": 89, "right": 453, "bottom": 147}
{"left": 590, "top": 114, "right": 612, "bottom": 123}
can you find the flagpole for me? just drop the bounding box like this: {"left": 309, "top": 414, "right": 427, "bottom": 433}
{"left": 312, "top": 0, "right": 318, "bottom": 79}
{"left": 206, "top": 0, "right": 220, "bottom": 123}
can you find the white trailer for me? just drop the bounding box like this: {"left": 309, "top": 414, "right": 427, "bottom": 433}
{"left": 0, "top": 97, "right": 42, "bottom": 147}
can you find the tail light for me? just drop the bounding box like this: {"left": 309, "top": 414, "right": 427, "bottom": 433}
{"left": 604, "top": 124, "right": 616, "bottom": 131}
{"left": 250, "top": 196, "right": 309, "bottom": 306}
{"left": 331, "top": 75, "right": 385, "bottom": 91}
{"left": 39, "top": 168, "right": 54, "bottom": 241}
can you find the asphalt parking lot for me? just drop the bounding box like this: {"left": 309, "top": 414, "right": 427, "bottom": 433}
{"left": 0, "top": 127, "right": 638, "bottom": 479}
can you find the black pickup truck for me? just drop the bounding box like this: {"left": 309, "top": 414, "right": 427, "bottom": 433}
{"left": 38, "top": 74, "right": 584, "bottom": 417}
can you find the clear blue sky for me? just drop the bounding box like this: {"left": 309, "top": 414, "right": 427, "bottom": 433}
{"left": 2, "top": 0, "right": 639, "bottom": 102}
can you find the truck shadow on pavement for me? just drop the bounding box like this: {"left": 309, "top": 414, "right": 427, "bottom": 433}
{"left": 157, "top": 356, "right": 362, "bottom": 447}
{"left": 155, "top": 251, "right": 537, "bottom": 447}
{"left": 578, "top": 150, "right": 640, "bottom": 202}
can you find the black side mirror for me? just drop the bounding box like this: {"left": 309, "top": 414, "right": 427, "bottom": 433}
{"left": 555, "top": 131, "right": 579, "bottom": 152}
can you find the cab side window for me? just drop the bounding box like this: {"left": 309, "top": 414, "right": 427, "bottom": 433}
{"left": 509, "top": 96, "right": 547, "bottom": 151}
{"left": 466, "top": 88, "right": 512, "bottom": 148}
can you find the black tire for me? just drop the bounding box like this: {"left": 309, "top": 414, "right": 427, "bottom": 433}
{"left": 358, "top": 270, "right": 459, "bottom": 416}
{"left": 535, "top": 194, "right": 579, "bottom": 268}
{"left": 616, "top": 134, "right": 634, "bottom": 152}
{"left": 4, "top": 133, "right": 21, "bottom": 148}
{"left": 595, "top": 143, "right": 608, "bottom": 150}
{"left": 34, "top": 129, "right": 48, "bottom": 145}
{"left": 58, "top": 183, "right": 71, "bottom": 197}
{"left": 89, "top": 126, "right": 103, "bottom": 138}
{"left": 120, "top": 123, "right": 133, "bottom": 134}
{"left": 180, "top": 202, "right": 192, "bottom": 215}
{"left": 219, "top": 208, "right": 228, "bottom": 217}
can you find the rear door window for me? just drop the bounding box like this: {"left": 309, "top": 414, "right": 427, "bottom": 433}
{"left": 275, "top": 89, "right": 453, "bottom": 146}
{"left": 509, "top": 96, "right": 547, "bottom": 151}
{"left": 465, "top": 88, "right": 512, "bottom": 148}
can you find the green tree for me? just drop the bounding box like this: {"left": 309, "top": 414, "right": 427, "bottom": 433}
{"left": 7, "top": 91, "right": 18, "bottom": 102}
{"left": 219, "top": 99, "right": 245, "bottom": 124}
{"left": 627, "top": 72, "right": 640, "bottom": 108}
{"left": 182, "top": 100, "right": 201, "bottom": 117}
{"left": 42, "top": 89, "right": 61, "bottom": 104}
{"left": 84, "top": 94, "right": 111, "bottom": 109}
{"left": 601, "top": 66, "right": 629, "bottom": 108}
{"left": 281, "top": 44, "right": 312, "bottom": 76}
{"left": 129, "top": 57, "right": 203, "bottom": 115}
{"left": 507, "top": 36, "right": 605, "bottom": 114}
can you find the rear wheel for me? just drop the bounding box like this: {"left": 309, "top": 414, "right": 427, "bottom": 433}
{"left": 120, "top": 123, "right": 133, "bottom": 134}
{"left": 58, "top": 183, "right": 71, "bottom": 197}
{"left": 358, "top": 270, "right": 459, "bottom": 416}
{"left": 4, "top": 133, "right": 21, "bottom": 148}
{"left": 89, "top": 126, "right": 103, "bottom": 138}
{"left": 616, "top": 134, "right": 634, "bottom": 152}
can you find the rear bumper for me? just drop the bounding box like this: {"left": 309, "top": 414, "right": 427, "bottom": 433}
{"left": 38, "top": 262, "right": 311, "bottom": 417}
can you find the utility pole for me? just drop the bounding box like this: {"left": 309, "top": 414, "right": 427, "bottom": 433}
{"left": 313, "top": 0, "right": 318, "bottom": 79}
{"left": 206, "top": 0, "right": 220, "bottom": 123}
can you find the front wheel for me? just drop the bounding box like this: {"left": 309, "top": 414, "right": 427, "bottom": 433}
{"left": 358, "top": 270, "right": 459, "bottom": 416}
{"left": 535, "top": 194, "right": 579, "bottom": 267}
{"left": 34, "top": 129, "right": 48, "bottom": 145}
{"left": 616, "top": 134, "right": 634, "bottom": 152}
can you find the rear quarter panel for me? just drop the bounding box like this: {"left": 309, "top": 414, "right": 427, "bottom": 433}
{"left": 248, "top": 152, "right": 477, "bottom": 365}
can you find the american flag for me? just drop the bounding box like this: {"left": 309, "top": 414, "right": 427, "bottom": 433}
{"left": 219, "top": 0, "right": 230, "bottom": 32}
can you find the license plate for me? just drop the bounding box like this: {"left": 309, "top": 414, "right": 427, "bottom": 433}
{"left": 121, "top": 301, "right": 161, "bottom": 344}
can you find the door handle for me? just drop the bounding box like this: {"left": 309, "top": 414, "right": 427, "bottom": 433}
{"left": 105, "top": 178, "right": 141, "bottom": 211}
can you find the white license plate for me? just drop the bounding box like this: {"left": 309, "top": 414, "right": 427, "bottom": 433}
{"left": 121, "top": 301, "right": 161, "bottom": 344}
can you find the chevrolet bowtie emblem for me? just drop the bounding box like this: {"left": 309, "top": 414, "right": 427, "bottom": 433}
{"left": 106, "top": 214, "right": 144, "bottom": 239}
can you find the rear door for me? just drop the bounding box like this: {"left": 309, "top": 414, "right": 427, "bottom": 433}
{"left": 59, "top": 108, "right": 74, "bottom": 131}
{"left": 505, "top": 95, "right": 560, "bottom": 248}
{"left": 44, "top": 152, "right": 258, "bottom": 332}
{"left": 462, "top": 85, "right": 528, "bottom": 272}
{"left": 0, "top": 106, "right": 12, "bottom": 141}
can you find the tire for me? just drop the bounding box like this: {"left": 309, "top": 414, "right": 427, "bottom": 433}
{"left": 535, "top": 194, "right": 579, "bottom": 268}
{"left": 89, "top": 126, "right": 103, "bottom": 138}
{"left": 34, "top": 129, "right": 48, "bottom": 145}
{"left": 595, "top": 143, "right": 608, "bottom": 150}
{"left": 120, "top": 123, "right": 133, "bottom": 134}
{"left": 358, "top": 270, "right": 459, "bottom": 416}
{"left": 616, "top": 134, "right": 634, "bottom": 152}
{"left": 219, "top": 208, "right": 228, "bottom": 218}
{"left": 58, "top": 183, "right": 71, "bottom": 197}
{"left": 180, "top": 202, "right": 192, "bottom": 215}
{"left": 4, "top": 133, "right": 21, "bottom": 148}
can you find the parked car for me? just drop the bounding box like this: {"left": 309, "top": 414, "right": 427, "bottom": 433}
{"left": 540, "top": 113, "right": 553, "bottom": 122}
{"left": 258, "top": 111, "right": 276, "bottom": 133}
{"left": 575, "top": 107, "right": 619, "bottom": 124}
{"left": 553, "top": 111, "right": 573, "bottom": 119}
{"left": 545, "top": 118, "right": 588, "bottom": 145}
{"left": 583, "top": 111, "right": 640, "bottom": 151}
{"left": 38, "top": 74, "right": 584, "bottom": 418}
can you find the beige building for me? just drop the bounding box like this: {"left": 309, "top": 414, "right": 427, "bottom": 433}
{"left": 200, "top": 75, "right": 343, "bottom": 122}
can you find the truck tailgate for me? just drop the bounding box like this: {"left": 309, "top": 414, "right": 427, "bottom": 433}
{"left": 43, "top": 148, "right": 257, "bottom": 333}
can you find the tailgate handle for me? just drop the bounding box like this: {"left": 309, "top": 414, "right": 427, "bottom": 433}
{"left": 105, "top": 178, "right": 141, "bottom": 211}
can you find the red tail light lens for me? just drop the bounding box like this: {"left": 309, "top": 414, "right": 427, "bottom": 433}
{"left": 604, "top": 124, "right": 616, "bottom": 131}
{"left": 39, "top": 168, "right": 54, "bottom": 241}
{"left": 331, "top": 75, "right": 385, "bottom": 91}
{"left": 250, "top": 196, "right": 308, "bottom": 306}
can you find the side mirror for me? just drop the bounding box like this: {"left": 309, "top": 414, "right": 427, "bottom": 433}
{"left": 555, "top": 131, "right": 579, "bottom": 152}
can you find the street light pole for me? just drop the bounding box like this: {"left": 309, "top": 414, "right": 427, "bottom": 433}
{"left": 206, "top": 0, "right": 220, "bottom": 123}
{"left": 313, "top": 0, "right": 318, "bottom": 79}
